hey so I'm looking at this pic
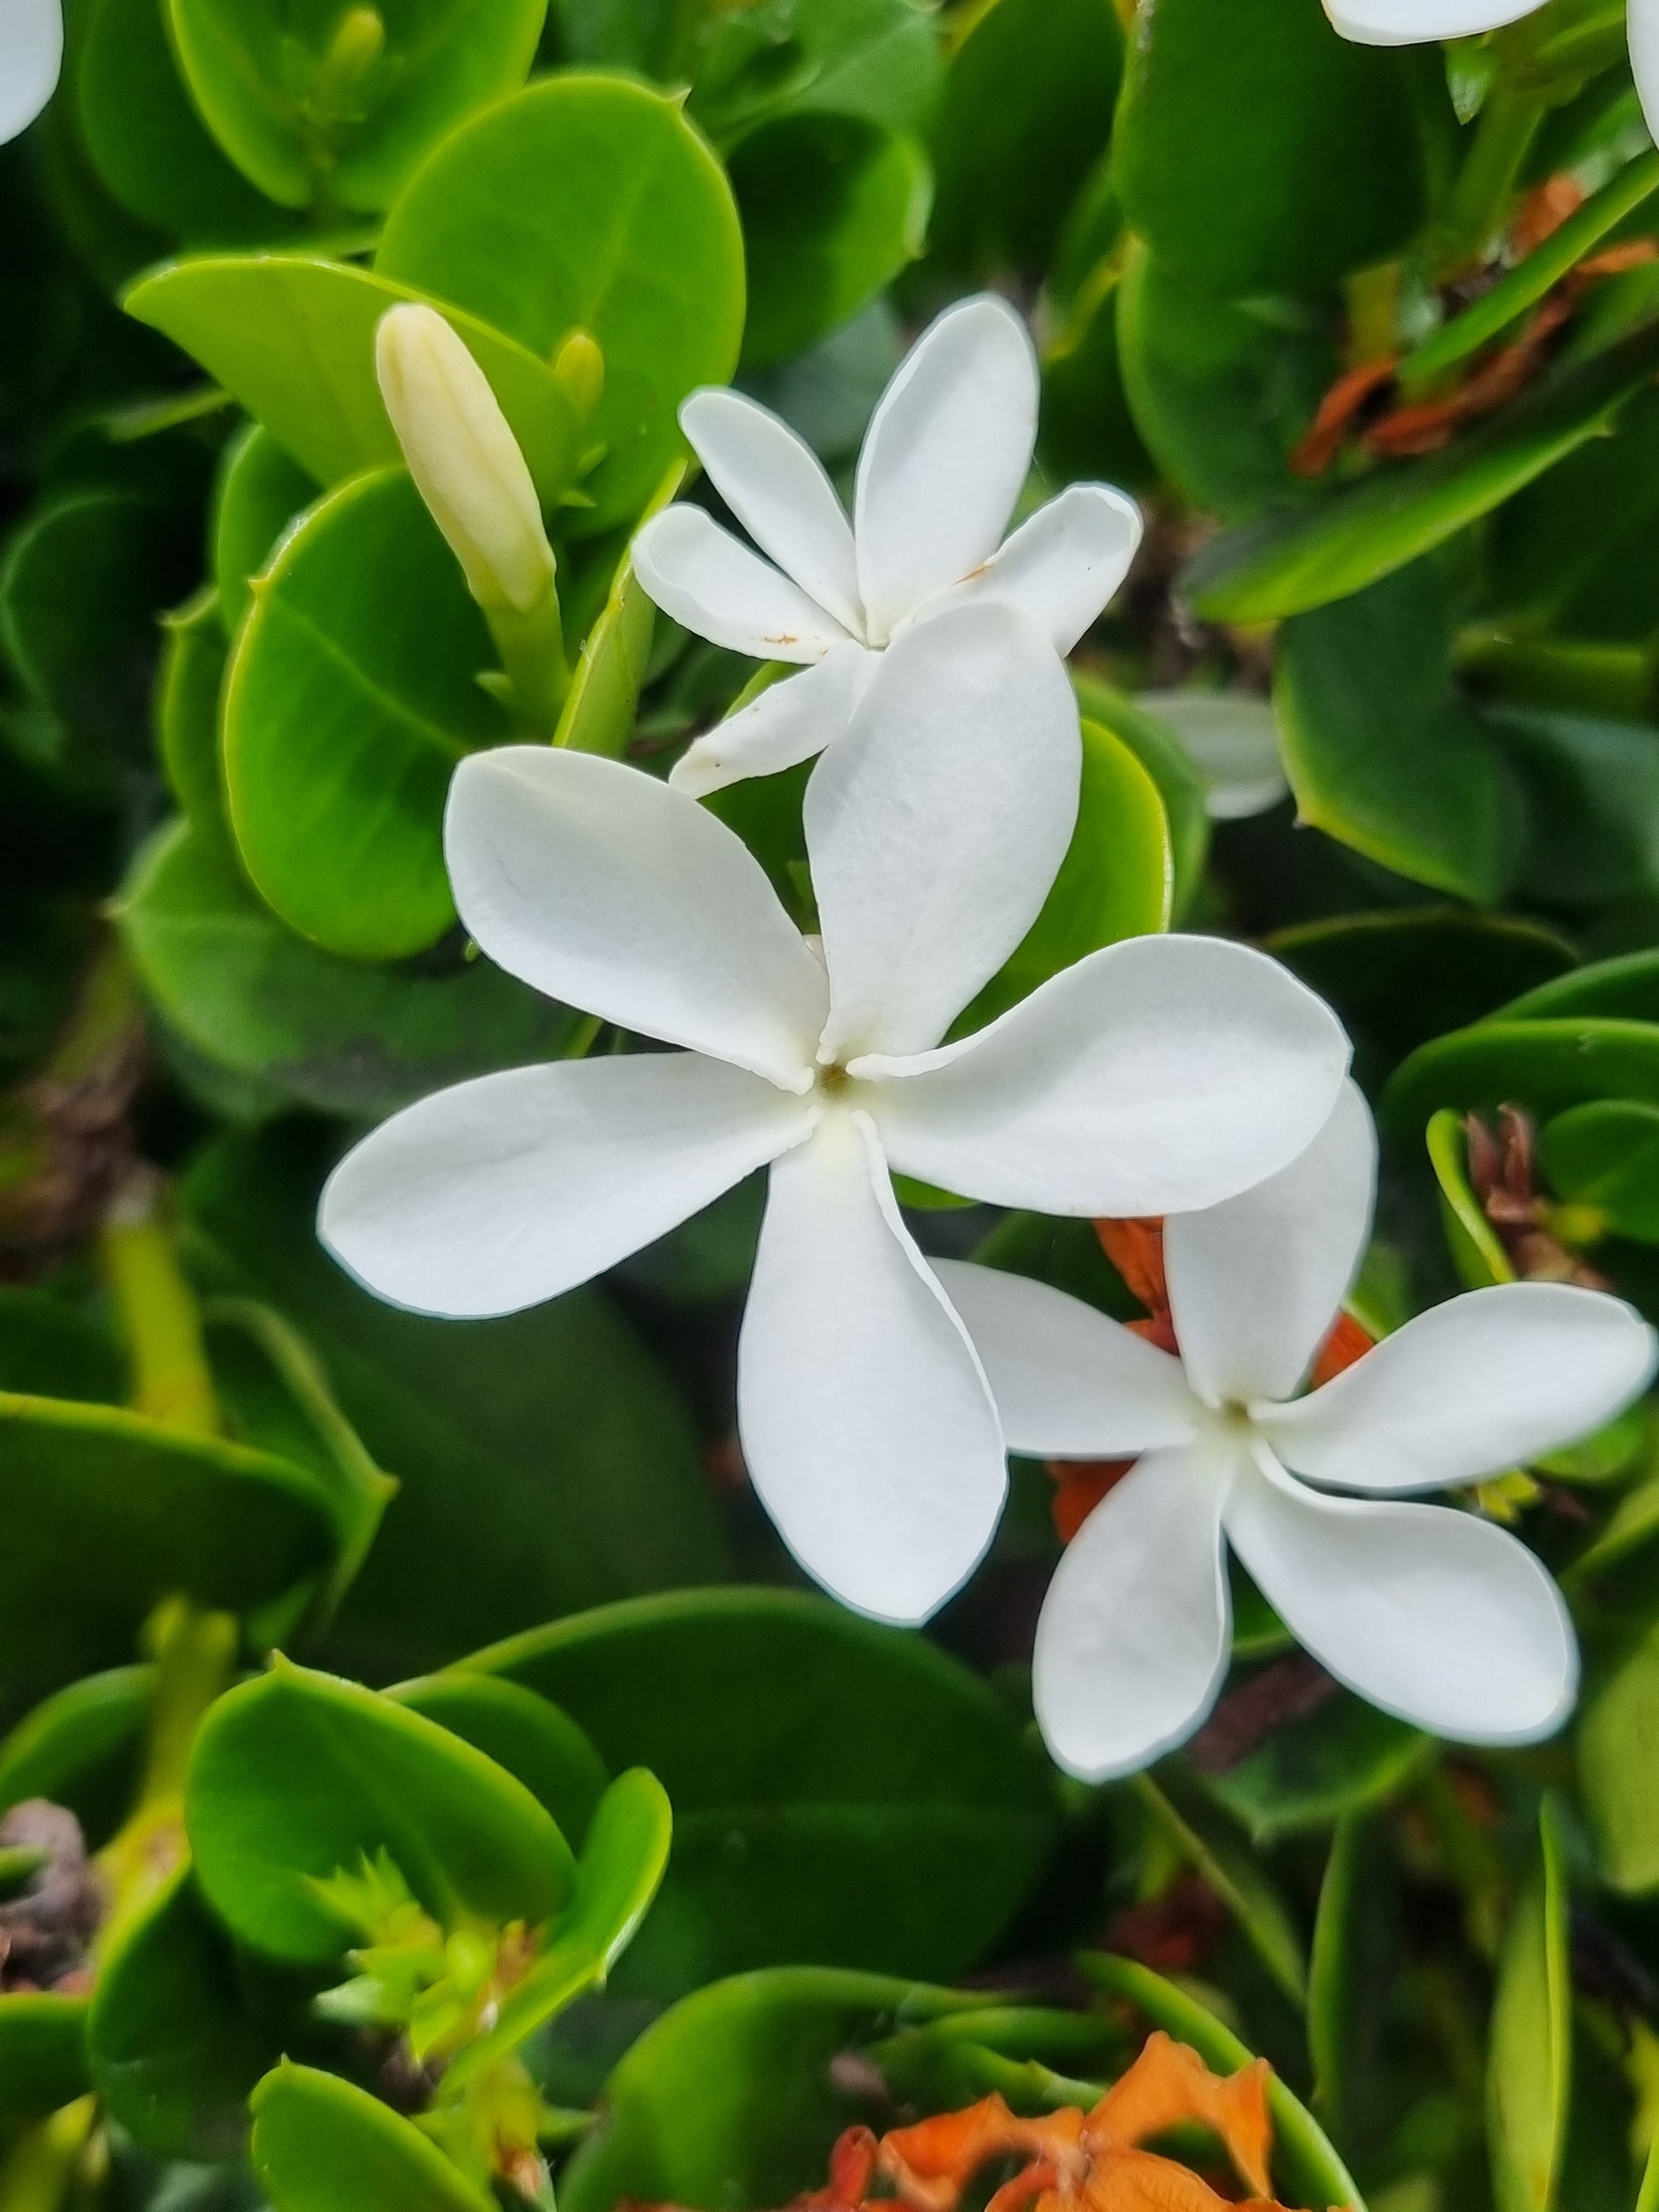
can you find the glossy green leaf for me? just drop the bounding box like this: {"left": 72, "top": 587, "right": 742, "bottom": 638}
{"left": 166, "top": 0, "right": 546, "bottom": 213}
{"left": 1427, "top": 1106, "right": 1516, "bottom": 1291}
{"left": 690, "top": 0, "right": 943, "bottom": 144}
{"left": 733, "top": 113, "right": 928, "bottom": 372}
{"left": 864, "top": 2003, "right": 1124, "bottom": 2113}
{"left": 561, "top": 1968, "right": 994, "bottom": 2212}
{"left": 1541, "top": 1100, "right": 1659, "bottom": 1242}
{"left": 74, "top": 0, "right": 288, "bottom": 242}
{"left": 1384, "top": 1019, "right": 1659, "bottom": 1135}
{"left": 443, "top": 1767, "right": 672, "bottom": 2088}
{"left": 464, "top": 1588, "right": 1058, "bottom": 1993}
{"left": 0, "top": 1395, "right": 332, "bottom": 1727}
{"left": 555, "top": 462, "right": 685, "bottom": 758}
{"left": 1487, "top": 1799, "right": 1571, "bottom": 2212}
{"left": 88, "top": 1864, "right": 275, "bottom": 2159}
{"left": 251, "top": 2062, "right": 498, "bottom": 2212}
{"left": 1078, "top": 1955, "right": 1365, "bottom": 2211}
{"left": 155, "top": 587, "right": 231, "bottom": 840}
{"left": 390, "top": 1673, "right": 608, "bottom": 1846}
{"left": 1275, "top": 563, "right": 1517, "bottom": 904}
{"left": 0, "top": 1667, "right": 150, "bottom": 1847}
{"left": 1133, "top": 1775, "right": 1308, "bottom": 2008}
{"left": 1194, "top": 1691, "right": 1431, "bottom": 1845}
{"left": 956, "top": 718, "right": 1171, "bottom": 1032}
{"left": 212, "top": 424, "right": 316, "bottom": 640}
{"left": 928, "top": 0, "right": 1119, "bottom": 280}
{"left": 1184, "top": 315, "right": 1659, "bottom": 623}
{"left": 376, "top": 75, "right": 744, "bottom": 532}
{"left": 1116, "top": 245, "right": 1336, "bottom": 522}
{"left": 1495, "top": 707, "right": 1659, "bottom": 908}
{"left": 1485, "top": 384, "right": 1659, "bottom": 641}
{"left": 181, "top": 1123, "right": 725, "bottom": 1677}
{"left": 0, "top": 1287, "right": 121, "bottom": 1405}
{"left": 125, "top": 257, "right": 583, "bottom": 500}
{"left": 1580, "top": 1627, "right": 1659, "bottom": 1891}
{"left": 223, "top": 468, "right": 505, "bottom": 959}
{"left": 0, "top": 1995, "right": 91, "bottom": 2120}
{"left": 118, "top": 821, "right": 574, "bottom": 1119}
{"left": 1500, "top": 950, "right": 1659, "bottom": 1025}
{"left": 1113, "top": 0, "right": 1421, "bottom": 293}
{"left": 1072, "top": 676, "right": 1210, "bottom": 915}
{"left": 186, "top": 1659, "right": 575, "bottom": 1964}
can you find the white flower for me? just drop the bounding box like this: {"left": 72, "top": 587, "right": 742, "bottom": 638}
{"left": 320, "top": 606, "right": 1350, "bottom": 1628}
{"left": 1, "top": 0, "right": 61, "bottom": 145}
{"left": 939, "top": 1083, "right": 1657, "bottom": 1779}
{"left": 1327, "top": 0, "right": 1659, "bottom": 152}
{"left": 1138, "top": 690, "right": 1289, "bottom": 823}
{"left": 631, "top": 294, "right": 1142, "bottom": 798}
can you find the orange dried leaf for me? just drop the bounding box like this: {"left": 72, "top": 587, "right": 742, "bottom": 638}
{"left": 1095, "top": 1218, "right": 1168, "bottom": 1316}
{"left": 1088, "top": 2034, "right": 1274, "bottom": 2199}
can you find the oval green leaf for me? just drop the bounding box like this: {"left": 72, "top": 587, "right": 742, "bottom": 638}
{"left": 390, "top": 1673, "right": 608, "bottom": 1847}
{"left": 212, "top": 423, "right": 316, "bottom": 639}
{"left": 1384, "top": 1019, "right": 1659, "bottom": 1135}
{"left": 251, "top": 2061, "right": 499, "bottom": 2212}
{"left": 1540, "top": 1100, "right": 1659, "bottom": 1242}
{"left": 0, "top": 1995, "right": 91, "bottom": 2121}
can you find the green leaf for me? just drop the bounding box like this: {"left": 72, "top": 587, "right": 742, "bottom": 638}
{"left": 74, "top": 0, "right": 290, "bottom": 242}
{"left": 555, "top": 462, "right": 685, "bottom": 758}
{"left": 1487, "top": 1798, "right": 1572, "bottom": 2212}
{"left": 1541, "top": 1100, "right": 1659, "bottom": 1243}
{"left": 928, "top": 0, "right": 1119, "bottom": 280}
{"left": 1078, "top": 1955, "right": 1366, "bottom": 2212}
{"left": 1427, "top": 1106, "right": 1516, "bottom": 1291}
{"left": 1275, "top": 563, "right": 1518, "bottom": 904}
{"left": 733, "top": 113, "right": 929, "bottom": 372}
{"left": 118, "top": 820, "right": 575, "bottom": 1119}
{"left": 1308, "top": 1816, "right": 1395, "bottom": 2146}
{"left": 125, "top": 257, "right": 583, "bottom": 500}
{"left": 463, "top": 1587, "right": 1057, "bottom": 1994}
{"left": 1116, "top": 245, "right": 1338, "bottom": 522}
{"left": 1183, "top": 315, "right": 1659, "bottom": 623}
{"left": 0, "top": 1668, "right": 151, "bottom": 1846}
{"left": 1072, "top": 676, "right": 1210, "bottom": 915}
{"left": 1193, "top": 1692, "right": 1431, "bottom": 1846}
{"left": 181, "top": 1124, "right": 726, "bottom": 1678}
{"left": 1132, "top": 1774, "right": 1308, "bottom": 2009}
{"left": 1499, "top": 951, "right": 1659, "bottom": 1024}
{"left": 1580, "top": 1628, "right": 1659, "bottom": 1891}
{"left": 390, "top": 1673, "right": 608, "bottom": 1847}
{"left": 955, "top": 717, "right": 1171, "bottom": 1033}
{"left": 442, "top": 1767, "right": 672, "bottom": 2088}
{"left": 1112, "top": 0, "right": 1422, "bottom": 293}
{"left": 87, "top": 1864, "right": 276, "bottom": 2159}
{"left": 166, "top": 0, "right": 546, "bottom": 213}
{"left": 212, "top": 423, "right": 316, "bottom": 639}
{"left": 251, "top": 2061, "right": 499, "bottom": 2212}
{"left": 376, "top": 75, "right": 744, "bottom": 533}
{"left": 1384, "top": 1019, "right": 1659, "bottom": 1135}
{"left": 691, "top": 0, "right": 943, "bottom": 144}
{"left": 155, "top": 587, "right": 232, "bottom": 840}
{"left": 0, "top": 1995, "right": 91, "bottom": 2120}
{"left": 0, "top": 1395, "right": 332, "bottom": 1728}
{"left": 0, "top": 1287, "right": 121, "bottom": 1405}
{"left": 1494, "top": 707, "right": 1659, "bottom": 907}
{"left": 223, "top": 468, "right": 505, "bottom": 960}
{"left": 560, "top": 1967, "right": 994, "bottom": 2212}
{"left": 186, "top": 1659, "right": 575, "bottom": 1964}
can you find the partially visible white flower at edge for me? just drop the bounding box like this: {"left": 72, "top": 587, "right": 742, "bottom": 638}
{"left": 2, "top": 0, "right": 62, "bottom": 144}
{"left": 320, "top": 607, "right": 1350, "bottom": 1629}
{"left": 631, "top": 293, "right": 1143, "bottom": 798}
{"left": 940, "top": 1083, "right": 1657, "bottom": 1782}
{"left": 1138, "top": 690, "right": 1289, "bottom": 823}
{"left": 1327, "top": 0, "right": 1659, "bottom": 146}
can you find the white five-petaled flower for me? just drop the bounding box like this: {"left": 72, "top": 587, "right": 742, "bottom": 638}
{"left": 939, "top": 1082, "right": 1658, "bottom": 1780}
{"left": 320, "top": 606, "right": 1350, "bottom": 1628}
{"left": 631, "top": 294, "right": 1143, "bottom": 798}
{"left": 2, "top": 0, "right": 62, "bottom": 144}
{"left": 1327, "top": 0, "right": 1659, "bottom": 151}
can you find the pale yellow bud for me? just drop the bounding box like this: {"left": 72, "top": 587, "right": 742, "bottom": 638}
{"left": 551, "top": 327, "right": 604, "bottom": 422}
{"left": 374, "top": 303, "right": 556, "bottom": 616}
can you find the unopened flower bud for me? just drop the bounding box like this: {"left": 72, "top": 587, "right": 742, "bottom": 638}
{"left": 315, "top": 5, "right": 385, "bottom": 113}
{"left": 375, "top": 303, "right": 556, "bottom": 617}
{"left": 551, "top": 327, "right": 604, "bottom": 422}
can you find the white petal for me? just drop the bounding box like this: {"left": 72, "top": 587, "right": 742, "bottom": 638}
{"left": 864, "top": 934, "right": 1350, "bottom": 1216}
{"left": 1033, "top": 1440, "right": 1236, "bottom": 1782}
{"left": 320, "top": 1054, "right": 812, "bottom": 1320}
{"left": 810, "top": 604, "right": 1080, "bottom": 1062}
{"left": 737, "top": 1110, "right": 1007, "bottom": 1626}
{"left": 0, "top": 0, "right": 61, "bottom": 144}
{"left": 1225, "top": 1453, "right": 1577, "bottom": 1744}
{"left": 1164, "top": 1080, "right": 1376, "bottom": 1409}
{"left": 445, "top": 748, "right": 827, "bottom": 1087}
{"left": 1259, "top": 1282, "right": 1658, "bottom": 1494}
{"left": 1322, "top": 0, "right": 1542, "bottom": 42}
{"left": 1138, "top": 690, "right": 1288, "bottom": 822}
{"left": 853, "top": 295, "right": 1038, "bottom": 644}
{"left": 668, "top": 642, "right": 876, "bottom": 799}
{"left": 679, "top": 388, "right": 864, "bottom": 638}
{"left": 1632, "top": 0, "right": 1659, "bottom": 154}
{"left": 631, "top": 505, "right": 850, "bottom": 663}
{"left": 922, "top": 484, "right": 1142, "bottom": 656}
{"left": 933, "top": 1259, "right": 1199, "bottom": 1458}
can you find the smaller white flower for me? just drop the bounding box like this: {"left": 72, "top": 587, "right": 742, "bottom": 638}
{"left": 632, "top": 294, "right": 1142, "bottom": 797}
{"left": 1138, "top": 690, "right": 1289, "bottom": 823}
{"left": 320, "top": 606, "right": 1350, "bottom": 1629}
{"left": 940, "top": 1083, "right": 1657, "bottom": 1781}
{"left": 1, "top": 0, "right": 61, "bottom": 144}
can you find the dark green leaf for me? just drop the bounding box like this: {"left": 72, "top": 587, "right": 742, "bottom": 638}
{"left": 0, "top": 1286, "right": 121, "bottom": 1404}
{"left": 1541, "top": 1100, "right": 1659, "bottom": 1242}
{"left": 1384, "top": 1019, "right": 1659, "bottom": 1135}
{"left": 155, "top": 586, "right": 232, "bottom": 841}
{"left": 0, "top": 1668, "right": 151, "bottom": 1846}
{"left": 1494, "top": 707, "right": 1659, "bottom": 907}
{"left": 1486, "top": 1798, "right": 1571, "bottom": 2212}
{"left": 1194, "top": 1691, "right": 1431, "bottom": 1846}
{"left": 0, "top": 1995, "right": 91, "bottom": 2120}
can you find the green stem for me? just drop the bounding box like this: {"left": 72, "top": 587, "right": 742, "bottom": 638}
{"left": 488, "top": 581, "right": 572, "bottom": 736}
{"left": 99, "top": 1168, "right": 220, "bottom": 1438}
{"left": 1434, "top": 78, "right": 1546, "bottom": 279}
